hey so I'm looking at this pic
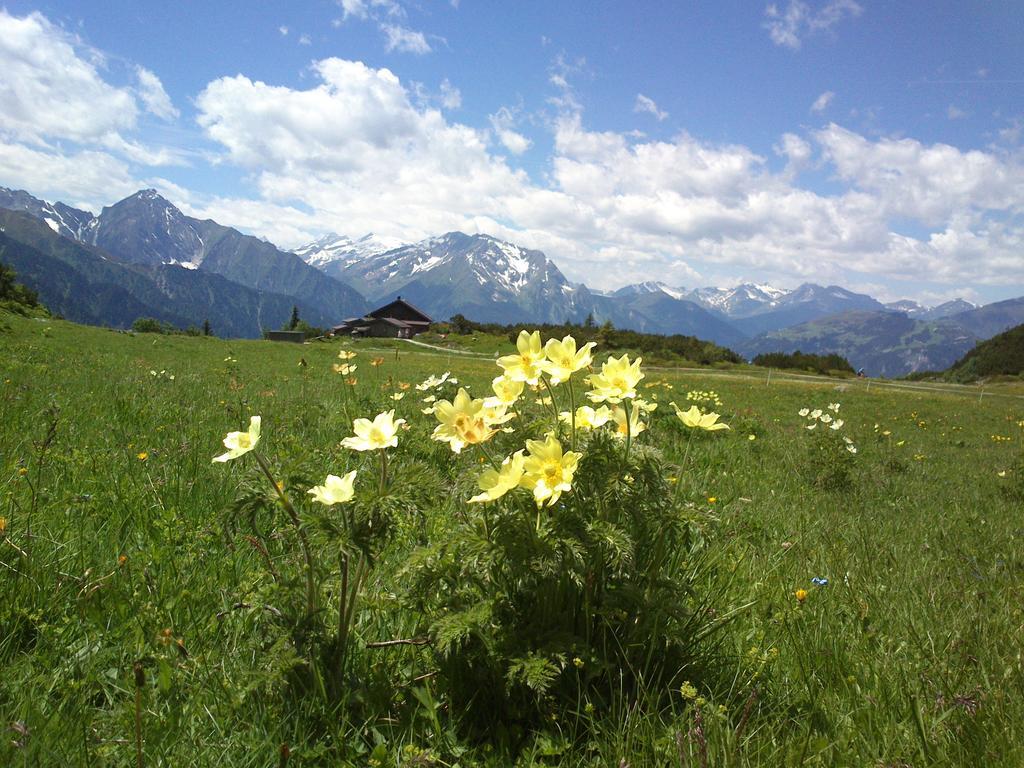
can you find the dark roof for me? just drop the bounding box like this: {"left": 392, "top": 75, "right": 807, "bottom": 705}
{"left": 367, "top": 297, "right": 432, "bottom": 324}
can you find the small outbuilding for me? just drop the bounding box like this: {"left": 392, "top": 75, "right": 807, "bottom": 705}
{"left": 332, "top": 296, "right": 432, "bottom": 339}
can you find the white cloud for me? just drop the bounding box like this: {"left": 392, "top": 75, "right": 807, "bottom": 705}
{"left": 0, "top": 140, "right": 141, "bottom": 209}
{"left": 190, "top": 58, "right": 1024, "bottom": 292}
{"left": 136, "top": 67, "right": 179, "bottom": 120}
{"left": 439, "top": 78, "right": 461, "bottom": 109}
{"left": 299, "top": 34, "right": 312, "bottom": 46}
{"left": 634, "top": 93, "right": 668, "bottom": 121}
{"left": 810, "top": 90, "right": 834, "bottom": 113}
{"left": 339, "top": 0, "right": 402, "bottom": 20}
{"left": 947, "top": 104, "right": 966, "bottom": 120}
{"left": 815, "top": 123, "right": 1024, "bottom": 223}
{"left": 279, "top": 25, "right": 289, "bottom": 36}
{"left": 0, "top": 10, "right": 138, "bottom": 144}
{"left": 489, "top": 106, "right": 532, "bottom": 154}
{"left": 764, "top": 0, "right": 862, "bottom": 50}
{"left": 381, "top": 24, "right": 431, "bottom": 54}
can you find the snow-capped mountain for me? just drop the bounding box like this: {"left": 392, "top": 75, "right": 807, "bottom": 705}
{"left": 690, "top": 283, "right": 788, "bottom": 317}
{"left": 83, "top": 189, "right": 206, "bottom": 268}
{"left": 0, "top": 187, "right": 367, "bottom": 329}
{"left": 612, "top": 281, "right": 689, "bottom": 301}
{"left": 918, "top": 298, "right": 978, "bottom": 320}
{"left": 884, "top": 299, "right": 926, "bottom": 315}
{"left": 294, "top": 232, "right": 406, "bottom": 276}
{"left": 330, "top": 231, "right": 583, "bottom": 324}
{"left": 0, "top": 186, "right": 95, "bottom": 241}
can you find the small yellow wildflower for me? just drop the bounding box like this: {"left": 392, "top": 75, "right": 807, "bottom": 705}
{"left": 391, "top": 392, "right": 405, "bottom": 401}
{"left": 337, "top": 350, "right": 356, "bottom": 360}
{"left": 137, "top": 452, "right": 148, "bottom": 461}
{"left": 0, "top": 517, "right": 6, "bottom": 535}
{"left": 707, "top": 496, "right": 717, "bottom": 504}
{"left": 371, "top": 357, "right": 385, "bottom": 367}
{"left": 587, "top": 353, "right": 644, "bottom": 403}
{"left": 333, "top": 363, "right": 357, "bottom": 376}
{"left": 520, "top": 434, "right": 582, "bottom": 507}
{"left": 671, "top": 403, "right": 730, "bottom": 431}
{"left": 212, "top": 416, "right": 261, "bottom": 462}
{"left": 558, "top": 405, "right": 613, "bottom": 430}
{"left": 680, "top": 682, "right": 698, "bottom": 701}
{"left": 610, "top": 405, "right": 645, "bottom": 440}
{"left": 541, "top": 335, "right": 596, "bottom": 385}
{"left": 341, "top": 411, "right": 405, "bottom": 451}
{"left": 484, "top": 375, "right": 525, "bottom": 408}
{"left": 497, "top": 330, "right": 546, "bottom": 385}
{"left": 307, "top": 470, "right": 358, "bottom": 506}
{"left": 18, "top": 467, "right": 28, "bottom": 476}
{"left": 795, "top": 589, "right": 808, "bottom": 603}
{"left": 432, "top": 388, "right": 499, "bottom": 454}
{"left": 469, "top": 450, "right": 526, "bottom": 503}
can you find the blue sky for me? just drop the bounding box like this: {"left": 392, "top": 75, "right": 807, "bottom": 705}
{"left": 1, "top": 1, "right": 1022, "bottom": 304}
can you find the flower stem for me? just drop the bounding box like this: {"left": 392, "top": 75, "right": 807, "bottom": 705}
{"left": 378, "top": 449, "right": 389, "bottom": 495}
{"left": 568, "top": 377, "right": 578, "bottom": 451}
{"left": 624, "top": 399, "right": 633, "bottom": 462}
{"left": 254, "top": 451, "right": 317, "bottom": 616}
{"left": 673, "top": 429, "right": 696, "bottom": 504}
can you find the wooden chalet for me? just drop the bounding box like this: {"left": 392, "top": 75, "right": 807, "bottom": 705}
{"left": 332, "top": 296, "right": 432, "bottom": 339}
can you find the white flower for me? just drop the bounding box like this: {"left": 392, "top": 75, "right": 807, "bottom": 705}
{"left": 828, "top": 403, "right": 841, "bottom": 412}
{"left": 806, "top": 423, "right": 817, "bottom": 430}
{"left": 820, "top": 414, "right": 833, "bottom": 424}
{"left": 810, "top": 409, "right": 822, "bottom": 419}
{"left": 798, "top": 408, "right": 810, "bottom": 417}
{"left": 846, "top": 444, "right": 857, "bottom": 454}
{"left": 830, "top": 419, "right": 844, "bottom": 430}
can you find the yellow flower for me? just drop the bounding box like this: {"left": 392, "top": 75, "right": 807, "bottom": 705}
{"left": 520, "top": 434, "right": 582, "bottom": 507}
{"left": 18, "top": 467, "right": 28, "bottom": 476}
{"left": 610, "top": 405, "right": 645, "bottom": 440}
{"left": 337, "top": 350, "right": 357, "bottom": 360}
{"left": 212, "top": 416, "right": 261, "bottom": 462}
{"left": 0, "top": 516, "right": 6, "bottom": 534}
{"left": 117, "top": 553, "right": 127, "bottom": 566}
{"left": 344, "top": 377, "right": 358, "bottom": 387}
{"left": 137, "top": 452, "right": 149, "bottom": 461}
{"left": 371, "top": 357, "right": 385, "bottom": 367}
{"left": 497, "top": 330, "right": 546, "bottom": 385}
{"left": 390, "top": 392, "right": 405, "bottom": 401}
{"left": 541, "top": 335, "right": 596, "bottom": 384}
{"left": 469, "top": 451, "right": 525, "bottom": 503}
{"left": 671, "top": 403, "right": 730, "bottom": 432}
{"left": 795, "top": 589, "right": 808, "bottom": 603}
{"left": 587, "top": 354, "right": 644, "bottom": 403}
{"left": 307, "top": 470, "right": 357, "bottom": 506}
{"left": 559, "top": 405, "right": 612, "bottom": 430}
{"left": 432, "top": 388, "right": 497, "bottom": 453}
{"left": 333, "top": 363, "right": 357, "bottom": 375}
{"left": 341, "top": 410, "right": 405, "bottom": 451}
{"left": 707, "top": 496, "right": 717, "bottom": 504}
{"left": 483, "top": 375, "right": 524, "bottom": 408}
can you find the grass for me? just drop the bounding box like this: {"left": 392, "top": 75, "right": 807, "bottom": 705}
{"left": 2, "top": 312, "right": 1023, "bottom": 766}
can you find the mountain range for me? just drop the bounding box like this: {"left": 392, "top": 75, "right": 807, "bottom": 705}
{"left": 2, "top": 185, "right": 1022, "bottom": 376}
{"left": 0, "top": 187, "right": 366, "bottom": 337}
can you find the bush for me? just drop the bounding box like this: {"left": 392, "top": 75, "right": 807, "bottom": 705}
{"left": 752, "top": 350, "right": 855, "bottom": 376}
{"left": 131, "top": 317, "right": 170, "bottom": 334}
{"left": 0, "top": 262, "right": 40, "bottom": 310}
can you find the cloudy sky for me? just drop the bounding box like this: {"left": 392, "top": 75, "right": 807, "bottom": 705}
{"left": 1, "top": 1, "right": 1022, "bottom": 304}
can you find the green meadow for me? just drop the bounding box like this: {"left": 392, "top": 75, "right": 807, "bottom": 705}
{"left": 2, "top": 312, "right": 1023, "bottom": 767}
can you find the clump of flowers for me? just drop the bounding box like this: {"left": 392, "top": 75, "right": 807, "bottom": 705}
{"left": 686, "top": 389, "right": 723, "bottom": 409}
{"left": 797, "top": 402, "right": 857, "bottom": 490}
{"left": 401, "top": 330, "right": 727, "bottom": 731}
